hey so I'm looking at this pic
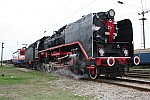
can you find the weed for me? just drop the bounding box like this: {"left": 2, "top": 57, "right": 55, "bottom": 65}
{"left": 0, "top": 65, "right": 90, "bottom": 100}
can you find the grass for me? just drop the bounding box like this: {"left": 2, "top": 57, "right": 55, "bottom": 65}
{"left": 0, "top": 65, "right": 57, "bottom": 85}
{"left": 0, "top": 75, "right": 28, "bottom": 85}
{"left": 0, "top": 65, "right": 90, "bottom": 100}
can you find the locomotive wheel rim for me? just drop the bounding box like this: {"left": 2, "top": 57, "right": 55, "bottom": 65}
{"left": 42, "top": 65, "right": 47, "bottom": 71}
{"left": 47, "top": 63, "right": 53, "bottom": 73}
{"left": 89, "top": 67, "right": 98, "bottom": 79}
{"left": 47, "top": 66, "right": 52, "bottom": 73}
{"left": 134, "top": 56, "right": 140, "bottom": 65}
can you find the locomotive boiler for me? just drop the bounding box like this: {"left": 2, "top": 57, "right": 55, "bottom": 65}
{"left": 24, "top": 9, "right": 140, "bottom": 79}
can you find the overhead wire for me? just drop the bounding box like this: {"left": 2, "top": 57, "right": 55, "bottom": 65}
{"left": 141, "top": 0, "right": 144, "bottom": 11}
{"left": 46, "top": 0, "right": 121, "bottom": 32}
{"left": 115, "top": 11, "right": 140, "bottom": 19}
{"left": 22, "top": 0, "right": 73, "bottom": 44}
{"left": 28, "top": 0, "right": 125, "bottom": 35}
{"left": 23, "top": 0, "right": 149, "bottom": 46}
{"left": 32, "top": 0, "right": 140, "bottom": 38}
{"left": 30, "top": 0, "right": 104, "bottom": 45}
{"left": 33, "top": 0, "right": 142, "bottom": 32}
{"left": 25, "top": 0, "right": 96, "bottom": 44}
{"left": 114, "top": 0, "right": 144, "bottom": 19}
{"left": 47, "top": 0, "right": 97, "bottom": 30}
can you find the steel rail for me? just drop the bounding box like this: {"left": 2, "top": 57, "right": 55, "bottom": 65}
{"left": 115, "top": 77, "right": 150, "bottom": 85}
{"left": 86, "top": 79, "right": 150, "bottom": 92}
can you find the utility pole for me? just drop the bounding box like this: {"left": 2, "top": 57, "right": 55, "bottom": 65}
{"left": 138, "top": 10, "right": 149, "bottom": 49}
{"left": 117, "top": 0, "right": 149, "bottom": 49}
{"left": 1, "top": 42, "right": 4, "bottom": 66}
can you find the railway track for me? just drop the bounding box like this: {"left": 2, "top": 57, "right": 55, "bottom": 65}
{"left": 115, "top": 77, "right": 150, "bottom": 85}
{"left": 54, "top": 68, "right": 150, "bottom": 92}
{"left": 125, "top": 69, "right": 150, "bottom": 78}
{"left": 87, "top": 77, "right": 150, "bottom": 92}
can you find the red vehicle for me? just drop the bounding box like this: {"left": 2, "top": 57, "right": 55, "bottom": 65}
{"left": 12, "top": 48, "right": 25, "bottom": 67}
{"left": 24, "top": 9, "right": 140, "bottom": 79}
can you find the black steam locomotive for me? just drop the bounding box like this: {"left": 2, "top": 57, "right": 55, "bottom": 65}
{"left": 24, "top": 9, "right": 140, "bottom": 79}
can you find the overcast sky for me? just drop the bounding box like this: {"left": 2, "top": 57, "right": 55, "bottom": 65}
{"left": 0, "top": 0, "right": 150, "bottom": 60}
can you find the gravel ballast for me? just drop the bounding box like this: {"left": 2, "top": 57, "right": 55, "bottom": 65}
{"left": 48, "top": 75, "right": 150, "bottom": 100}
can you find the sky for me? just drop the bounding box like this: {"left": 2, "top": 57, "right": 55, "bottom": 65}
{"left": 0, "top": 0, "right": 150, "bottom": 60}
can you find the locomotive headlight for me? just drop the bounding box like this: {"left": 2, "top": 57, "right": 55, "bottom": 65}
{"left": 124, "top": 49, "right": 128, "bottom": 56}
{"left": 108, "top": 9, "right": 115, "bottom": 17}
{"left": 99, "top": 48, "right": 105, "bottom": 56}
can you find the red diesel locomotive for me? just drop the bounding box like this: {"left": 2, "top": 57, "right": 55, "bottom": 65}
{"left": 12, "top": 48, "right": 25, "bottom": 67}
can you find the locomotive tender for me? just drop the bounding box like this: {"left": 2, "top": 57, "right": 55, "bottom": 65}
{"left": 24, "top": 9, "right": 140, "bottom": 79}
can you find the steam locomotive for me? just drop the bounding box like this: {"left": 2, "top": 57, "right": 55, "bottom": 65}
{"left": 21, "top": 9, "right": 140, "bottom": 79}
